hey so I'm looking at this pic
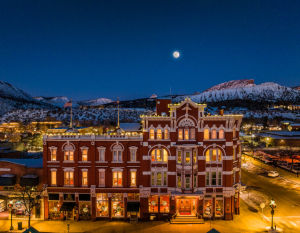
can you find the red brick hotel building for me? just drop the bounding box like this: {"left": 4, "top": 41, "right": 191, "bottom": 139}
{"left": 43, "top": 98, "right": 242, "bottom": 221}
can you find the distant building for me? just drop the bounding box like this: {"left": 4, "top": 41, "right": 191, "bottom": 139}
{"left": 43, "top": 98, "right": 242, "bottom": 221}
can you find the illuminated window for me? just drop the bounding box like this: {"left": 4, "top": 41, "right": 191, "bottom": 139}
{"left": 205, "top": 148, "right": 222, "bottom": 162}
{"left": 193, "top": 150, "right": 197, "bottom": 163}
{"left": 204, "top": 129, "right": 210, "bottom": 140}
{"left": 164, "top": 129, "right": 169, "bottom": 139}
{"left": 177, "top": 175, "right": 181, "bottom": 188}
{"left": 185, "top": 151, "right": 191, "bottom": 164}
{"left": 82, "top": 170, "right": 88, "bottom": 186}
{"left": 112, "top": 171, "right": 122, "bottom": 187}
{"left": 211, "top": 129, "right": 217, "bottom": 139}
{"left": 99, "top": 169, "right": 105, "bottom": 187}
{"left": 51, "top": 170, "right": 56, "bottom": 186}
{"left": 130, "top": 170, "right": 136, "bottom": 187}
{"left": 64, "top": 171, "right": 74, "bottom": 186}
{"left": 151, "top": 148, "right": 168, "bottom": 163}
{"left": 64, "top": 149, "right": 74, "bottom": 161}
{"left": 157, "top": 129, "right": 162, "bottom": 139}
{"left": 178, "top": 129, "right": 183, "bottom": 140}
{"left": 219, "top": 129, "right": 224, "bottom": 139}
{"left": 81, "top": 148, "right": 88, "bottom": 161}
{"left": 50, "top": 147, "right": 57, "bottom": 161}
{"left": 184, "top": 129, "right": 189, "bottom": 140}
{"left": 177, "top": 150, "right": 182, "bottom": 164}
{"left": 149, "top": 129, "right": 155, "bottom": 139}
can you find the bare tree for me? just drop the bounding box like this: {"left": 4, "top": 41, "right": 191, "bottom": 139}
{"left": 13, "top": 184, "right": 45, "bottom": 228}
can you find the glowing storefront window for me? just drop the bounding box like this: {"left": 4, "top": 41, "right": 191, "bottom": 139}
{"left": 215, "top": 199, "right": 224, "bottom": 217}
{"left": 96, "top": 193, "right": 108, "bottom": 217}
{"left": 204, "top": 199, "right": 212, "bottom": 217}
{"left": 148, "top": 196, "right": 158, "bottom": 213}
{"left": 111, "top": 194, "right": 124, "bottom": 217}
{"left": 159, "top": 196, "right": 170, "bottom": 213}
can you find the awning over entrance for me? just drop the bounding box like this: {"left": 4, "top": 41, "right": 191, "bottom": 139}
{"left": 127, "top": 202, "right": 140, "bottom": 212}
{"left": 20, "top": 174, "right": 39, "bottom": 187}
{"left": 60, "top": 202, "right": 76, "bottom": 211}
{"left": 0, "top": 174, "right": 16, "bottom": 186}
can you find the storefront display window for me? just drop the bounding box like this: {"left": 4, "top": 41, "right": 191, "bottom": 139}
{"left": 148, "top": 195, "right": 158, "bottom": 213}
{"left": 79, "top": 202, "right": 91, "bottom": 220}
{"left": 204, "top": 199, "right": 212, "bottom": 217}
{"left": 159, "top": 196, "right": 169, "bottom": 213}
{"left": 96, "top": 193, "right": 108, "bottom": 217}
{"left": 215, "top": 199, "right": 224, "bottom": 217}
{"left": 12, "top": 200, "right": 26, "bottom": 217}
{"left": 49, "top": 201, "right": 60, "bottom": 219}
{"left": 111, "top": 193, "right": 124, "bottom": 217}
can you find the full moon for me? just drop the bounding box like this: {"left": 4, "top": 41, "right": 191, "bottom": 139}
{"left": 173, "top": 51, "right": 180, "bottom": 59}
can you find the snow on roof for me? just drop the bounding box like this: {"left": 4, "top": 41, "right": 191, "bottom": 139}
{"left": 0, "top": 158, "right": 43, "bottom": 168}
{"left": 119, "top": 123, "right": 141, "bottom": 132}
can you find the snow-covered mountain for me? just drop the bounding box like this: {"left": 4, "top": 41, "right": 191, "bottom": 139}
{"left": 180, "top": 80, "right": 300, "bottom": 103}
{"left": 34, "top": 96, "right": 71, "bottom": 107}
{"left": 0, "top": 81, "right": 54, "bottom": 115}
{"left": 78, "top": 98, "right": 113, "bottom": 106}
{"left": 204, "top": 79, "right": 255, "bottom": 92}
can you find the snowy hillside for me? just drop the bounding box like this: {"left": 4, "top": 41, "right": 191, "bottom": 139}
{"left": 78, "top": 98, "right": 113, "bottom": 106}
{"left": 204, "top": 79, "right": 255, "bottom": 92}
{"left": 0, "top": 81, "right": 55, "bottom": 115}
{"left": 34, "top": 96, "right": 71, "bottom": 107}
{"left": 178, "top": 81, "right": 300, "bottom": 103}
{"left": 0, "top": 108, "right": 152, "bottom": 124}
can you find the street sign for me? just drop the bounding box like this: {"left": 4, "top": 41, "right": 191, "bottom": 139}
{"left": 260, "top": 203, "right": 265, "bottom": 209}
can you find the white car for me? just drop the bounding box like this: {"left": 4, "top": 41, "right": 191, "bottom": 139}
{"left": 268, "top": 171, "right": 279, "bottom": 177}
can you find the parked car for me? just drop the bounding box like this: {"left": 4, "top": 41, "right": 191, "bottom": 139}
{"left": 268, "top": 171, "right": 279, "bottom": 177}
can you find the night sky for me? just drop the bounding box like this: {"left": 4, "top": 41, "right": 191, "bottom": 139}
{"left": 0, "top": 0, "right": 300, "bottom": 100}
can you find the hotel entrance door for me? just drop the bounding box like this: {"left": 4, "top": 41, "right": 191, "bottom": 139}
{"left": 178, "top": 199, "right": 191, "bottom": 215}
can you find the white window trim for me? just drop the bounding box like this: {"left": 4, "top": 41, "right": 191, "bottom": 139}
{"left": 63, "top": 168, "right": 74, "bottom": 187}
{"left": 80, "top": 146, "right": 89, "bottom": 162}
{"left": 129, "top": 146, "right": 138, "bottom": 162}
{"left": 98, "top": 169, "right": 105, "bottom": 187}
{"left": 112, "top": 169, "right": 123, "bottom": 187}
{"left": 151, "top": 170, "right": 168, "bottom": 187}
{"left": 97, "top": 146, "right": 106, "bottom": 162}
{"left": 50, "top": 168, "right": 57, "bottom": 186}
{"left": 49, "top": 146, "right": 57, "bottom": 161}
{"left": 130, "top": 169, "right": 137, "bottom": 187}
{"left": 81, "top": 169, "right": 88, "bottom": 187}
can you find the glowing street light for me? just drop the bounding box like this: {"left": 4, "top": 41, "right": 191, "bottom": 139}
{"left": 269, "top": 198, "right": 276, "bottom": 230}
{"left": 8, "top": 200, "right": 13, "bottom": 231}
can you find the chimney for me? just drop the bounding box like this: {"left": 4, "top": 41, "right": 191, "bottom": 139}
{"left": 156, "top": 99, "right": 171, "bottom": 116}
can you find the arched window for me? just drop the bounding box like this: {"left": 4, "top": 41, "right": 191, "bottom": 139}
{"left": 178, "top": 129, "right": 183, "bottom": 140}
{"left": 205, "top": 148, "right": 223, "bottom": 162}
{"left": 157, "top": 129, "right": 162, "bottom": 139}
{"left": 164, "top": 129, "right": 169, "bottom": 139}
{"left": 211, "top": 129, "right": 217, "bottom": 139}
{"left": 112, "top": 144, "right": 123, "bottom": 162}
{"left": 63, "top": 144, "right": 74, "bottom": 161}
{"left": 204, "top": 129, "right": 210, "bottom": 140}
{"left": 219, "top": 129, "right": 224, "bottom": 139}
{"left": 149, "top": 129, "right": 155, "bottom": 139}
{"left": 151, "top": 148, "right": 168, "bottom": 162}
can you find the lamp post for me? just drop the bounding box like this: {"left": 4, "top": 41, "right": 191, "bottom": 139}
{"left": 269, "top": 198, "right": 276, "bottom": 230}
{"left": 8, "top": 200, "right": 13, "bottom": 231}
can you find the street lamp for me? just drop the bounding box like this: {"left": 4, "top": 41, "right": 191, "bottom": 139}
{"left": 269, "top": 198, "right": 276, "bottom": 230}
{"left": 8, "top": 200, "right": 13, "bottom": 231}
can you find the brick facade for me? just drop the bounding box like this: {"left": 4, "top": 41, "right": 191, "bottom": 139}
{"left": 43, "top": 98, "right": 242, "bottom": 221}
